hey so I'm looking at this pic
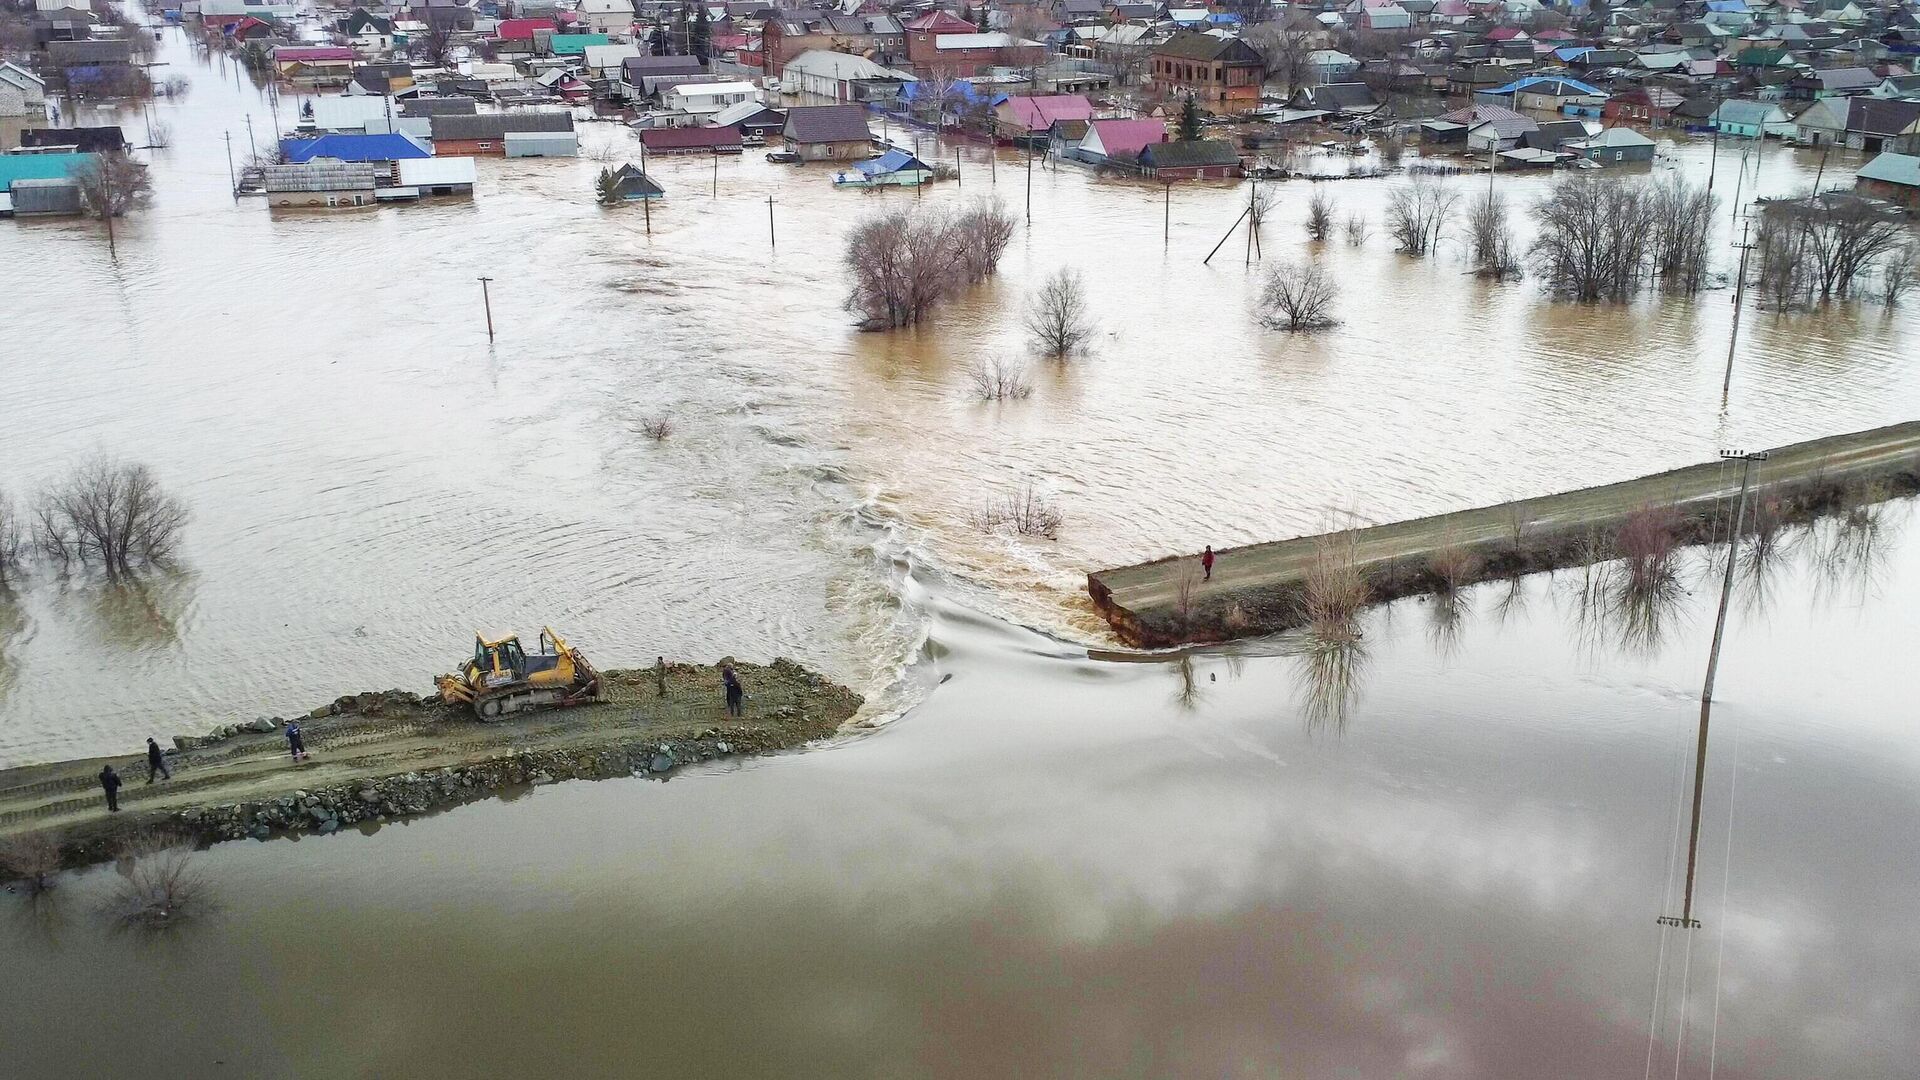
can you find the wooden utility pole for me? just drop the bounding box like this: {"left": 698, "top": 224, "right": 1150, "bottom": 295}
{"left": 1025, "top": 143, "right": 1032, "bottom": 221}
{"left": 1723, "top": 217, "right": 1754, "bottom": 400}
{"left": 477, "top": 276, "right": 495, "bottom": 342}
{"left": 1659, "top": 449, "right": 1767, "bottom": 931}
{"left": 224, "top": 131, "right": 237, "bottom": 199}
{"left": 712, "top": 150, "right": 718, "bottom": 196}
{"left": 1163, "top": 181, "right": 1170, "bottom": 243}
{"left": 767, "top": 194, "right": 775, "bottom": 248}
{"left": 954, "top": 146, "right": 962, "bottom": 186}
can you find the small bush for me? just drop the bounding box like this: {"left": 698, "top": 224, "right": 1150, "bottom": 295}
{"left": 967, "top": 358, "right": 1032, "bottom": 401}
{"left": 106, "top": 831, "right": 209, "bottom": 930}
{"left": 1304, "top": 530, "right": 1368, "bottom": 635}
{"left": 1426, "top": 535, "right": 1480, "bottom": 593}
{"left": 1616, "top": 503, "right": 1684, "bottom": 594}
{"left": 638, "top": 415, "right": 673, "bottom": 441}
{"left": 0, "top": 832, "right": 61, "bottom": 894}
{"left": 972, "top": 484, "right": 1063, "bottom": 539}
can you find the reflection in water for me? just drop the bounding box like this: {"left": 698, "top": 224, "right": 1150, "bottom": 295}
{"left": 1810, "top": 497, "right": 1902, "bottom": 607}
{"left": 77, "top": 570, "right": 195, "bottom": 653}
{"left": 1425, "top": 586, "right": 1470, "bottom": 658}
{"left": 0, "top": 593, "right": 24, "bottom": 709}
{"left": 1169, "top": 653, "right": 1205, "bottom": 712}
{"left": 1562, "top": 553, "right": 1691, "bottom": 659}
{"left": 1284, "top": 626, "right": 1368, "bottom": 736}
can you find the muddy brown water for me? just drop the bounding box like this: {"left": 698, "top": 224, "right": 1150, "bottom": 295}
{"left": 3, "top": 26, "right": 1918, "bottom": 766}
{"left": 5, "top": 509, "right": 1918, "bottom": 1078}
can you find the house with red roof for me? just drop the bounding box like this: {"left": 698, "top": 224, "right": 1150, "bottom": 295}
{"left": 273, "top": 46, "right": 357, "bottom": 85}
{"left": 992, "top": 94, "right": 1096, "bottom": 140}
{"left": 1071, "top": 117, "right": 1167, "bottom": 166}
{"left": 225, "top": 16, "right": 275, "bottom": 41}
{"left": 497, "top": 17, "right": 556, "bottom": 40}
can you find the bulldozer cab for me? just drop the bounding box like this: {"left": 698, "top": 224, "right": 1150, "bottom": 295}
{"left": 472, "top": 630, "right": 565, "bottom": 684}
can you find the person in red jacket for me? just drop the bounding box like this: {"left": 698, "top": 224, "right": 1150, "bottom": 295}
{"left": 1201, "top": 546, "right": 1215, "bottom": 581}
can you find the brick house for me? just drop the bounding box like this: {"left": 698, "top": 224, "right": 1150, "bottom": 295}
{"left": 1151, "top": 32, "right": 1265, "bottom": 109}
{"left": 907, "top": 32, "right": 1045, "bottom": 77}
{"left": 761, "top": 13, "right": 904, "bottom": 77}
{"left": 428, "top": 110, "right": 575, "bottom": 155}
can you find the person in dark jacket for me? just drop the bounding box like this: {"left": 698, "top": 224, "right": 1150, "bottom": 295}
{"left": 146, "top": 737, "right": 172, "bottom": 783}
{"left": 100, "top": 764, "right": 122, "bottom": 812}
{"left": 1202, "top": 546, "right": 1215, "bottom": 581}
{"left": 285, "top": 721, "right": 308, "bottom": 762}
{"left": 722, "top": 665, "right": 743, "bottom": 717}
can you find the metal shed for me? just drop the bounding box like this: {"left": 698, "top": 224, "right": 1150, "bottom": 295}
{"left": 10, "top": 177, "right": 83, "bottom": 216}
{"left": 504, "top": 131, "right": 579, "bottom": 158}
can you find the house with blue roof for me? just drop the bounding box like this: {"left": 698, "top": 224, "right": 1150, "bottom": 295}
{"left": 0, "top": 152, "right": 96, "bottom": 217}
{"left": 832, "top": 147, "right": 933, "bottom": 188}
{"left": 1481, "top": 75, "right": 1607, "bottom": 114}
{"left": 278, "top": 132, "right": 434, "bottom": 164}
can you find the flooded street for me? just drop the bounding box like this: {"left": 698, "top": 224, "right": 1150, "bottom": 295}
{"left": 7, "top": 510, "right": 1918, "bottom": 1077}
{"left": 4, "top": 27, "right": 1919, "bottom": 763}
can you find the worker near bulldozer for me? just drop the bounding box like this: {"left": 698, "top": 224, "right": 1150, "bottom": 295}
{"left": 722, "top": 665, "right": 744, "bottom": 717}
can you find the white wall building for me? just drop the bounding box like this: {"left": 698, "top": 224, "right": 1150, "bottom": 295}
{"left": 662, "top": 80, "right": 759, "bottom": 120}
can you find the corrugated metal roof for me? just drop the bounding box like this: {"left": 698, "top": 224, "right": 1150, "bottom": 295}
{"left": 280, "top": 133, "right": 433, "bottom": 162}
{"left": 10, "top": 177, "right": 82, "bottom": 214}
{"left": 397, "top": 156, "right": 478, "bottom": 186}
{"left": 431, "top": 110, "right": 574, "bottom": 140}
{"left": 1857, "top": 152, "right": 1920, "bottom": 187}
{"left": 263, "top": 160, "right": 378, "bottom": 192}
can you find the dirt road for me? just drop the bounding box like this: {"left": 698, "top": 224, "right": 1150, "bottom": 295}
{"left": 1089, "top": 421, "right": 1920, "bottom": 647}
{"left": 0, "top": 659, "right": 861, "bottom": 869}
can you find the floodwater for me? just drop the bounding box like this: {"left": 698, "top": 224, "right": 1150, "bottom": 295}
{"left": 3, "top": 25, "right": 1918, "bottom": 765}
{"left": 6, "top": 507, "right": 1918, "bottom": 1077}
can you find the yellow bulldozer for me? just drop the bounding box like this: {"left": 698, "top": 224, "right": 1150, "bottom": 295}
{"left": 437, "top": 627, "right": 603, "bottom": 719}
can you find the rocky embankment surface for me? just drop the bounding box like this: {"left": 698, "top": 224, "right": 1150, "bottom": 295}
{"left": 0, "top": 659, "right": 861, "bottom": 874}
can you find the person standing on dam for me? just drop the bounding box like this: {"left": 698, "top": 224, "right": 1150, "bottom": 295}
{"left": 146, "top": 738, "right": 171, "bottom": 783}
{"left": 1202, "top": 546, "right": 1215, "bottom": 581}
{"left": 99, "top": 764, "right": 122, "bottom": 812}
{"left": 722, "top": 665, "right": 744, "bottom": 717}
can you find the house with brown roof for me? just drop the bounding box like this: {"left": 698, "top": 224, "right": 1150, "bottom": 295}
{"left": 781, "top": 103, "right": 872, "bottom": 161}
{"left": 1151, "top": 32, "right": 1264, "bottom": 109}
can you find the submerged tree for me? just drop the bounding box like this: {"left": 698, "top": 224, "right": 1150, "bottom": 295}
{"left": 1529, "top": 175, "right": 1654, "bottom": 301}
{"left": 1465, "top": 189, "right": 1519, "bottom": 279}
{"left": 843, "top": 199, "right": 1017, "bottom": 329}
{"left": 77, "top": 151, "right": 152, "bottom": 258}
{"left": 1383, "top": 175, "right": 1459, "bottom": 257}
{"left": 1752, "top": 191, "right": 1909, "bottom": 308}
{"left": 1259, "top": 261, "right": 1340, "bottom": 332}
{"left": 34, "top": 458, "right": 188, "bottom": 578}
{"left": 1025, "top": 268, "right": 1094, "bottom": 357}
{"left": 1305, "top": 188, "right": 1336, "bottom": 242}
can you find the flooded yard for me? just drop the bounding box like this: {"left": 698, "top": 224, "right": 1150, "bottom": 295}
{"left": 3, "top": 29, "right": 1918, "bottom": 764}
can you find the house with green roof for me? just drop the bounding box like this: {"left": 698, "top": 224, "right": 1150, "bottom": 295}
{"left": 549, "top": 33, "right": 609, "bottom": 56}
{"left": 0, "top": 151, "right": 98, "bottom": 190}
{"left": 1709, "top": 99, "right": 1791, "bottom": 138}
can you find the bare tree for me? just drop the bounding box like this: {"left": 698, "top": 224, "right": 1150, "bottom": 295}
{"left": 638, "top": 414, "right": 673, "bottom": 441}
{"left": 76, "top": 151, "right": 153, "bottom": 258}
{"left": 1383, "top": 176, "right": 1459, "bottom": 257}
{"left": 953, "top": 198, "right": 1018, "bottom": 283}
{"left": 1529, "top": 175, "right": 1656, "bottom": 301}
{"left": 1466, "top": 189, "right": 1519, "bottom": 278}
{"left": 106, "top": 830, "right": 210, "bottom": 930}
{"left": 1882, "top": 243, "right": 1917, "bottom": 307}
{"left": 34, "top": 459, "right": 189, "bottom": 577}
{"left": 1245, "top": 23, "right": 1316, "bottom": 95}
{"left": 971, "top": 483, "right": 1063, "bottom": 539}
{"left": 0, "top": 832, "right": 60, "bottom": 894}
{"left": 0, "top": 490, "right": 23, "bottom": 587}
{"left": 1259, "top": 261, "right": 1340, "bottom": 332}
{"left": 966, "top": 358, "right": 1033, "bottom": 401}
{"left": 1343, "top": 213, "right": 1369, "bottom": 245}
{"left": 1647, "top": 175, "right": 1717, "bottom": 294}
{"left": 1305, "top": 188, "right": 1335, "bottom": 242}
{"left": 1377, "top": 134, "right": 1404, "bottom": 168}
{"left": 1025, "top": 268, "right": 1093, "bottom": 357}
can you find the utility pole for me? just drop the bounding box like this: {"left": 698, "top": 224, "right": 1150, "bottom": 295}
{"left": 1706, "top": 98, "right": 1720, "bottom": 193}
{"left": 1025, "top": 143, "right": 1032, "bottom": 221}
{"left": 1659, "top": 449, "right": 1768, "bottom": 931}
{"left": 1244, "top": 183, "right": 1255, "bottom": 266}
{"left": 642, "top": 190, "right": 650, "bottom": 234}
{"left": 477, "top": 276, "right": 495, "bottom": 342}
{"left": 712, "top": 150, "right": 718, "bottom": 196}
{"left": 244, "top": 112, "right": 256, "bottom": 159}
{"left": 1164, "top": 180, "right": 1170, "bottom": 243}
{"left": 1729, "top": 145, "right": 1747, "bottom": 228}
{"left": 224, "top": 130, "right": 237, "bottom": 199}
{"left": 1723, "top": 217, "right": 1754, "bottom": 400}
{"left": 955, "top": 146, "right": 962, "bottom": 186}
{"left": 767, "top": 194, "right": 775, "bottom": 249}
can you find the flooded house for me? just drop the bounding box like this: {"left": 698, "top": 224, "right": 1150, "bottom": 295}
{"left": 0, "top": 62, "right": 48, "bottom": 118}
{"left": 781, "top": 105, "right": 874, "bottom": 162}
{"left": 428, "top": 110, "right": 575, "bottom": 155}
{"left": 638, "top": 125, "right": 743, "bottom": 155}
{"left": 0, "top": 150, "right": 94, "bottom": 218}
{"left": 262, "top": 159, "right": 378, "bottom": 209}
{"left": 1137, "top": 138, "right": 1242, "bottom": 180}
